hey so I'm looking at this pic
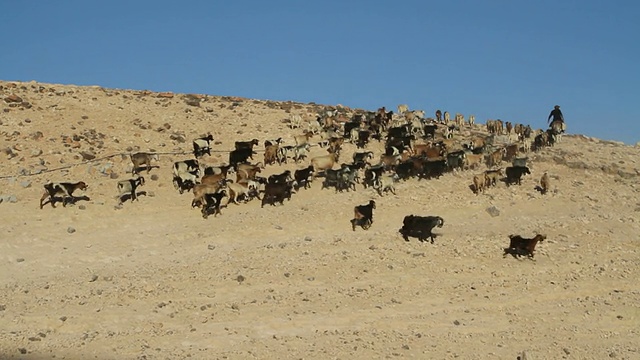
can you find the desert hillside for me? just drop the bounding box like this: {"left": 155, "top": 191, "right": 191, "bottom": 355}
{"left": 1, "top": 80, "right": 639, "bottom": 360}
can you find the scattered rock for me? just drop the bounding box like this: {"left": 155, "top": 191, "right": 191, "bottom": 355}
{"left": 2, "top": 195, "right": 18, "bottom": 203}
{"left": 67, "top": 227, "right": 76, "bottom": 234}
{"left": 20, "top": 181, "right": 31, "bottom": 188}
{"left": 453, "top": 320, "right": 461, "bottom": 326}
{"left": 16, "top": 258, "right": 25, "bottom": 263}
{"left": 4, "top": 94, "right": 23, "bottom": 103}
{"left": 304, "top": 236, "right": 312, "bottom": 241}
{"left": 18, "top": 348, "right": 27, "bottom": 355}
{"left": 207, "top": 244, "right": 216, "bottom": 250}
{"left": 486, "top": 206, "right": 500, "bottom": 217}
{"left": 184, "top": 94, "right": 201, "bottom": 107}
{"left": 89, "top": 275, "right": 98, "bottom": 282}
{"left": 80, "top": 151, "right": 96, "bottom": 161}
{"left": 236, "top": 275, "right": 245, "bottom": 284}
{"left": 157, "top": 92, "right": 174, "bottom": 98}
{"left": 150, "top": 174, "right": 159, "bottom": 181}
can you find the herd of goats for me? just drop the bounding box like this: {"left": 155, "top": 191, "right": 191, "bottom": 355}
{"left": 37, "top": 105, "right": 566, "bottom": 259}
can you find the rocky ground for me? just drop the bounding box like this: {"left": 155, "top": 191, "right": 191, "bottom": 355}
{"left": 1, "top": 80, "right": 639, "bottom": 360}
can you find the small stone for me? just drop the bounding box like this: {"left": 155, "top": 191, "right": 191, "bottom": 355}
{"left": 304, "top": 236, "right": 312, "bottom": 241}
{"left": 150, "top": 174, "right": 159, "bottom": 181}
{"left": 453, "top": 320, "right": 461, "bottom": 326}
{"left": 67, "top": 227, "right": 76, "bottom": 234}
{"left": 79, "top": 205, "right": 86, "bottom": 210}
{"left": 274, "top": 225, "right": 283, "bottom": 230}
{"left": 486, "top": 206, "right": 500, "bottom": 217}
{"left": 18, "top": 348, "right": 27, "bottom": 355}
{"left": 59, "top": 316, "right": 67, "bottom": 322}
{"left": 80, "top": 151, "right": 96, "bottom": 161}
{"left": 0, "top": 304, "right": 6, "bottom": 311}
{"left": 16, "top": 258, "right": 25, "bottom": 263}
{"left": 89, "top": 275, "right": 98, "bottom": 282}
{"left": 236, "top": 275, "right": 245, "bottom": 283}
{"left": 20, "top": 181, "right": 31, "bottom": 188}
{"left": 207, "top": 244, "right": 215, "bottom": 250}
{"left": 4, "top": 94, "right": 23, "bottom": 103}
{"left": 563, "top": 347, "right": 571, "bottom": 355}
{"left": 231, "top": 303, "right": 239, "bottom": 310}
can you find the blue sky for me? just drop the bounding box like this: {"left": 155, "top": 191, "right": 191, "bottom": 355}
{"left": 2, "top": 1, "right": 638, "bottom": 144}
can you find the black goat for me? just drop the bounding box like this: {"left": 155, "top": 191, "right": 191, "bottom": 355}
{"left": 229, "top": 148, "right": 256, "bottom": 169}
{"left": 351, "top": 200, "right": 376, "bottom": 231}
{"left": 505, "top": 166, "right": 531, "bottom": 186}
{"left": 201, "top": 190, "right": 227, "bottom": 219}
{"left": 293, "top": 165, "right": 314, "bottom": 190}
{"left": 399, "top": 215, "right": 444, "bottom": 243}
{"left": 268, "top": 170, "right": 292, "bottom": 184}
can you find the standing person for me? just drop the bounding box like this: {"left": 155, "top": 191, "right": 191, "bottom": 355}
{"left": 548, "top": 105, "right": 564, "bottom": 125}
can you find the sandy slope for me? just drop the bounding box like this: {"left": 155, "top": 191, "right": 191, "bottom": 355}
{"left": 0, "top": 80, "right": 639, "bottom": 360}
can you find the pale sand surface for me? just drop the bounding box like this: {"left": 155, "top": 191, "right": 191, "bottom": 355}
{"left": 0, "top": 80, "right": 638, "bottom": 359}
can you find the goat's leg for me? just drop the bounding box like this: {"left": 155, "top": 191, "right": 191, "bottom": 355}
{"left": 40, "top": 191, "right": 51, "bottom": 209}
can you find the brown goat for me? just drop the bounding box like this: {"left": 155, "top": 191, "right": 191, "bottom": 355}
{"left": 464, "top": 153, "right": 484, "bottom": 170}
{"left": 487, "top": 148, "right": 505, "bottom": 167}
{"left": 484, "top": 168, "right": 503, "bottom": 188}
{"left": 192, "top": 180, "right": 229, "bottom": 208}
{"left": 473, "top": 174, "right": 484, "bottom": 195}
{"left": 539, "top": 172, "right": 550, "bottom": 194}
{"left": 264, "top": 144, "right": 279, "bottom": 166}
{"left": 201, "top": 172, "right": 227, "bottom": 186}
{"left": 504, "top": 234, "right": 546, "bottom": 259}
{"left": 504, "top": 144, "right": 518, "bottom": 161}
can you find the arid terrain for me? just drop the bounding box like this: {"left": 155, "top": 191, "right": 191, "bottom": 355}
{"left": 1, "top": 80, "right": 639, "bottom": 360}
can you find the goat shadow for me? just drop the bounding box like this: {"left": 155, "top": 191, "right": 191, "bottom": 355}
{"left": 118, "top": 191, "right": 147, "bottom": 204}
{"left": 43, "top": 195, "right": 91, "bottom": 208}
{"left": 534, "top": 185, "right": 547, "bottom": 195}
{"left": 503, "top": 247, "right": 534, "bottom": 260}
{"left": 500, "top": 177, "right": 521, "bottom": 187}
{"left": 132, "top": 165, "right": 160, "bottom": 174}
{"left": 400, "top": 229, "right": 439, "bottom": 244}
{"left": 467, "top": 184, "right": 481, "bottom": 195}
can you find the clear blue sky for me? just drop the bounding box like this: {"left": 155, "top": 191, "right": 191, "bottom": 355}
{"left": 2, "top": 1, "right": 638, "bottom": 144}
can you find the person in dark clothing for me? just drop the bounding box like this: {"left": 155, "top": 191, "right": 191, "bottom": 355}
{"left": 548, "top": 105, "right": 564, "bottom": 125}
